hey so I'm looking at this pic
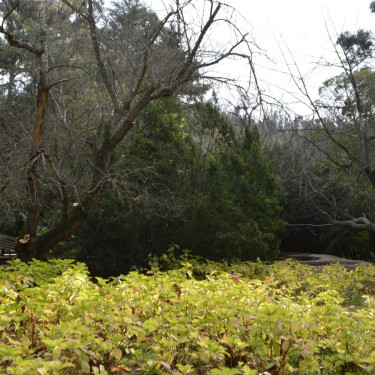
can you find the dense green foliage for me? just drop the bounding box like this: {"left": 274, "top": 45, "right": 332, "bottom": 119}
{"left": 1, "top": 259, "right": 375, "bottom": 374}
{"left": 67, "top": 100, "right": 283, "bottom": 276}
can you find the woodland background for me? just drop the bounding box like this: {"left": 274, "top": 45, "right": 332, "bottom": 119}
{"left": 2, "top": 0, "right": 375, "bottom": 276}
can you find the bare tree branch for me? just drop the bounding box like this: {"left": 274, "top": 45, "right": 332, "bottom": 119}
{"left": 87, "top": 0, "right": 120, "bottom": 110}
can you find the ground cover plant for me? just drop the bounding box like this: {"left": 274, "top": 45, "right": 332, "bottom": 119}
{"left": 0, "top": 258, "right": 375, "bottom": 374}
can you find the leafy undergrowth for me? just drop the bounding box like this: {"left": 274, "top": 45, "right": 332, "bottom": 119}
{"left": 1, "top": 259, "right": 375, "bottom": 374}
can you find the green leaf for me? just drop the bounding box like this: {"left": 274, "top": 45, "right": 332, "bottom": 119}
{"left": 242, "top": 365, "right": 258, "bottom": 375}
{"left": 81, "top": 360, "right": 90, "bottom": 373}
{"left": 210, "top": 368, "right": 241, "bottom": 375}
{"left": 111, "top": 347, "right": 122, "bottom": 360}
{"left": 52, "top": 347, "right": 61, "bottom": 361}
{"left": 176, "top": 364, "right": 194, "bottom": 374}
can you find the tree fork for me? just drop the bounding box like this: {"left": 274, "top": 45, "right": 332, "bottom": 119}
{"left": 34, "top": 207, "right": 90, "bottom": 259}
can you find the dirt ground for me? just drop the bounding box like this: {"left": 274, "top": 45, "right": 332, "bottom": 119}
{"left": 278, "top": 253, "right": 371, "bottom": 268}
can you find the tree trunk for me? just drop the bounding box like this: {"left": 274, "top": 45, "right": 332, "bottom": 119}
{"left": 35, "top": 207, "right": 91, "bottom": 258}
{"left": 15, "top": 212, "right": 39, "bottom": 263}
{"left": 14, "top": 2, "right": 52, "bottom": 262}
{"left": 15, "top": 86, "right": 49, "bottom": 262}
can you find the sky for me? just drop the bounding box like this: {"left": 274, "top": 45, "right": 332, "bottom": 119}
{"left": 233, "top": 0, "right": 375, "bottom": 114}
{"left": 144, "top": 0, "right": 375, "bottom": 115}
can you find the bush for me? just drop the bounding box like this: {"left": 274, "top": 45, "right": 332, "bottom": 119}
{"left": 1, "top": 258, "right": 375, "bottom": 374}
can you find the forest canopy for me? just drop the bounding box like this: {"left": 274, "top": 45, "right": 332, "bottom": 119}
{"left": 2, "top": 0, "right": 375, "bottom": 274}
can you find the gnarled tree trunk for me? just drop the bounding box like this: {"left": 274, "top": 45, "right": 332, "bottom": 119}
{"left": 13, "top": 1, "right": 52, "bottom": 262}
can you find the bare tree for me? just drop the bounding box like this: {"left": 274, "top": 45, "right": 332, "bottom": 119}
{"left": 277, "top": 21, "right": 375, "bottom": 254}
{"left": 0, "top": 0, "right": 253, "bottom": 261}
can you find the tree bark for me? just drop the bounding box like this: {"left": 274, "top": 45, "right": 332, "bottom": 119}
{"left": 14, "top": 1, "right": 53, "bottom": 262}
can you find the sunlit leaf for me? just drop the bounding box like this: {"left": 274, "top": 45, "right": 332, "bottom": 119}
{"left": 111, "top": 347, "right": 122, "bottom": 360}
